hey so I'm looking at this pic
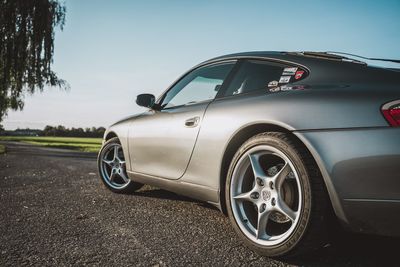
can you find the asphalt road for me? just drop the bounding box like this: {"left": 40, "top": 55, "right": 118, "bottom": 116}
{"left": 0, "top": 141, "right": 399, "bottom": 266}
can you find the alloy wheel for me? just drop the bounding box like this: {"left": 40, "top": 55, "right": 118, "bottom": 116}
{"left": 230, "top": 145, "right": 302, "bottom": 246}
{"left": 99, "top": 143, "right": 131, "bottom": 189}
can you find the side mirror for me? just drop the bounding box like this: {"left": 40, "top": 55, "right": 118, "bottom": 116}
{"left": 136, "top": 94, "right": 156, "bottom": 108}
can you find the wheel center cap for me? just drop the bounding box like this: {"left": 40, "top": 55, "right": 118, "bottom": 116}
{"left": 261, "top": 190, "right": 271, "bottom": 201}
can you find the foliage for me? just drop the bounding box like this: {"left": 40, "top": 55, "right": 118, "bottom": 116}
{"left": 0, "top": 0, "right": 67, "bottom": 125}
{"left": 42, "top": 125, "right": 106, "bottom": 138}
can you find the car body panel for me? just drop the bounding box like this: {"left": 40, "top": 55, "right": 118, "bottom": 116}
{"left": 297, "top": 128, "right": 400, "bottom": 200}
{"left": 127, "top": 101, "right": 210, "bottom": 179}
{"left": 295, "top": 127, "right": 400, "bottom": 234}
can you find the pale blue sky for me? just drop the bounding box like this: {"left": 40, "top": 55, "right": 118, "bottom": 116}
{"left": 4, "top": 0, "right": 400, "bottom": 130}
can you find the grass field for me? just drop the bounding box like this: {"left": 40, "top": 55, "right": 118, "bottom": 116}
{"left": 0, "top": 136, "right": 102, "bottom": 153}
{"left": 0, "top": 144, "right": 5, "bottom": 154}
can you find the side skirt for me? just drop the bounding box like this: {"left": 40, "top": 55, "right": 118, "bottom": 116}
{"left": 127, "top": 171, "right": 222, "bottom": 210}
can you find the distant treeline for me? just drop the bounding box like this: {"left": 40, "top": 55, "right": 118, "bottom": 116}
{"left": 0, "top": 125, "right": 106, "bottom": 138}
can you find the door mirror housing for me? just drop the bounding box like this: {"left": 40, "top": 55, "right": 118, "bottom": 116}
{"left": 136, "top": 94, "right": 156, "bottom": 109}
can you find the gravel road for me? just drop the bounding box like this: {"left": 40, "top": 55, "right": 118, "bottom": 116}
{"left": 0, "top": 141, "right": 399, "bottom": 266}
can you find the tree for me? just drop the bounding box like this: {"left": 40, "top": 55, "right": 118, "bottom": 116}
{"left": 97, "top": 127, "right": 106, "bottom": 137}
{"left": 0, "top": 0, "right": 68, "bottom": 127}
{"left": 43, "top": 125, "right": 55, "bottom": 136}
{"left": 55, "top": 125, "right": 66, "bottom": 136}
{"left": 41, "top": 125, "right": 105, "bottom": 137}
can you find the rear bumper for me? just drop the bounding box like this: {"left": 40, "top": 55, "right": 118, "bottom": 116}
{"left": 295, "top": 127, "right": 400, "bottom": 236}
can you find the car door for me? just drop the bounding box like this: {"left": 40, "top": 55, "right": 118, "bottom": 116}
{"left": 128, "top": 61, "right": 236, "bottom": 180}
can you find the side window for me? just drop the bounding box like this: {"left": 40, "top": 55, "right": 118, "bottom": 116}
{"left": 223, "top": 60, "right": 308, "bottom": 97}
{"left": 161, "top": 62, "right": 235, "bottom": 109}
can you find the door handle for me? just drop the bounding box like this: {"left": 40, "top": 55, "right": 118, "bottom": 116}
{"left": 185, "top": 116, "right": 200, "bottom": 127}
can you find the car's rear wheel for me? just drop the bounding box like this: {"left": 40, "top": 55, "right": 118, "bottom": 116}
{"left": 98, "top": 137, "right": 143, "bottom": 193}
{"left": 226, "top": 132, "right": 331, "bottom": 257}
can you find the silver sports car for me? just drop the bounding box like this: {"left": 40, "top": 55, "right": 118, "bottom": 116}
{"left": 98, "top": 51, "right": 400, "bottom": 257}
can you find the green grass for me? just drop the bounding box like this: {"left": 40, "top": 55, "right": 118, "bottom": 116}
{"left": 0, "top": 136, "right": 102, "bottom": 153}
{"left": 0, "top": 144, "right": 5, "bottom": 154}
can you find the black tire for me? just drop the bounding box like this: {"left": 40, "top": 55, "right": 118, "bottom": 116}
{"left": 225, "top": 132, "right": 332, "bottom": 258}
{"left": 97, "top": 137, "right": 143, "bottom": 194}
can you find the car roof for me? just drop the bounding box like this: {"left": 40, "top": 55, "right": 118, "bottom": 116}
{"left": 206, "top": 51, "right": 400, "bottom": 71}
{"left": 205, "top": 51, "right": 366, "bottom": 65}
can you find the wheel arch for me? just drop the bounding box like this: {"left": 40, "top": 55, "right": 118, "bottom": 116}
{"left": 293, "top": 131, "right": 348, "bottom": 224}
{"left": 105, "top": 131, "right": 118, "bottom": 141}
{"left": 218, "top": 123, "right": 342, "bottom": 223}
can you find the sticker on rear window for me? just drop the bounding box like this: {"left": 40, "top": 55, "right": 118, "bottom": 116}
{"left": 269, "top": 87, "right": 281, "bottom": 92}
{"left": 268, "top": 80, "right": 279, "bottom": 88}
{"left": 269, "top": 84, "right": 307, "bottom": 93}
{"left": 279, "top": 76, "right": 291, "bottom": 83}
{"left": 282, "top": 67, "right": 297, "bottom": 75}
{"left": 295, "top": 70, "right": 305, "bottom": 80}
{"left": 280, "top": 85, "right": 293, "bottom": 91}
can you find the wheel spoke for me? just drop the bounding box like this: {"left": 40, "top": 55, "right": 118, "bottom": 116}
{"left": 233, "top": 191, "right": 254, "bottom": 203}
{"left": 274, "top": 162, "right": 291, "bottom": 191}
{"left": 113, "top": 146, "right": 119, "bottom": 160}
{"left": 249, "top": 153, "right": 267, "bottom": 180}
{"left": 276, "top": 198, "right": 297, "bottom": 222}
{"left": 256, "top": 208, "right": 271, "bottom": 239}
{"left": 102, "top": 159, "right": 113, "bottom": 166}
{"left": 109, "top": 169, "right": 117, "bottom": 182}
{"left": 119, "top": 170, "right": 130, "bottom": 183}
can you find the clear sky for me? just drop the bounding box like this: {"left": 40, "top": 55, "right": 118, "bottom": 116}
{"left": 3, "top": 0, "right": 400, "bottom": 130}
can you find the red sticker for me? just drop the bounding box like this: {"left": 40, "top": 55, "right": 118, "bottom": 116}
{"left": 295, "top": 70, "right": 304, "bottom": 80}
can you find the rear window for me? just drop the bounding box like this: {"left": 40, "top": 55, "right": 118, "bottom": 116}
{"left": 223, "top": 60, "right": 308, "bottom": 97}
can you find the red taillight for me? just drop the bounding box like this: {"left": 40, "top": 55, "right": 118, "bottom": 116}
{"left": 382, "top": 100, "right": 400, "bottom": 127}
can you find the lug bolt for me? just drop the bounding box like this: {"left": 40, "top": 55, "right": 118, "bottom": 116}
{"left": 250, "top": 192, "right": 259, "bottom": 199}
{"left": 257, "top": 178, "right": 264, "bottom": 187}
{"left": 260, "top": 203, "right": 266, "bottom": 213}
{"left": 269, "top": 181, "right": 274, "bottom": 190}
{"left": 271, "top": 198, "right": 276, "bottom": 206}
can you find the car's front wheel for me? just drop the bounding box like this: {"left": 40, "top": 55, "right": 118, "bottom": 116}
{"left": 226, "top": 132, "right": 331, "bottom": 257}
{"left": 98, "top": 137, "right": 143, "bottom": 193}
